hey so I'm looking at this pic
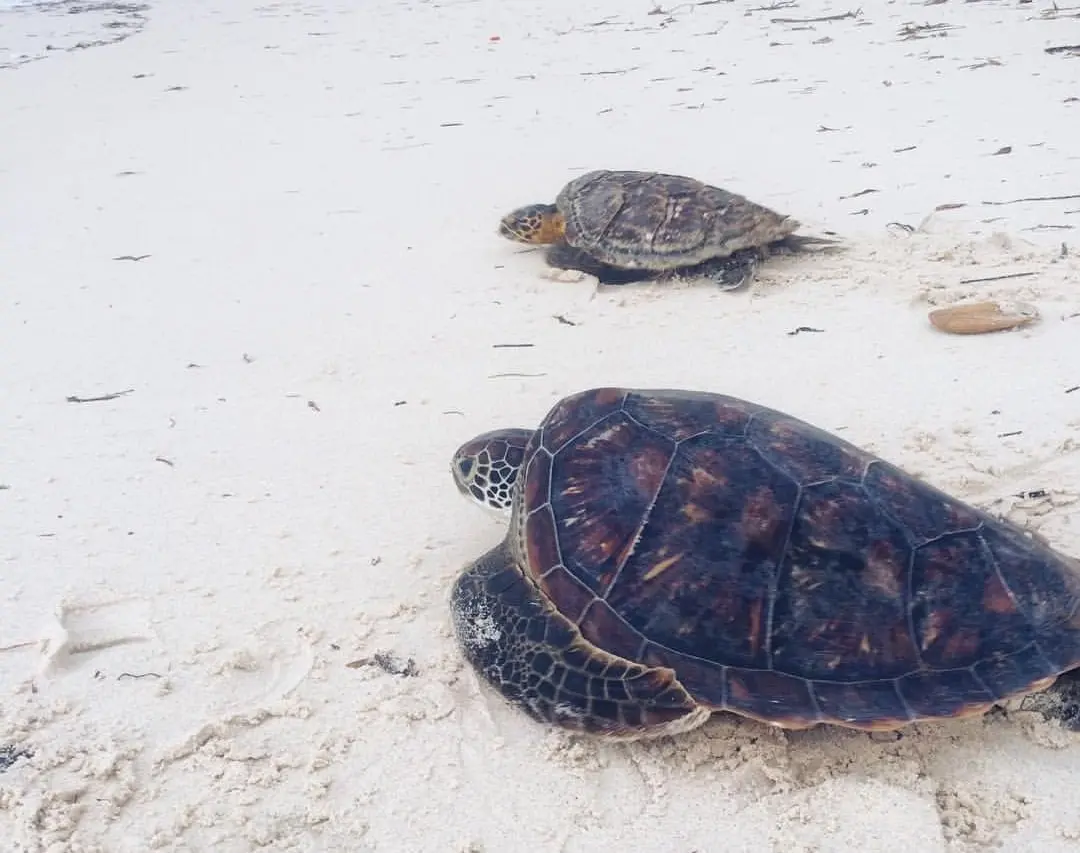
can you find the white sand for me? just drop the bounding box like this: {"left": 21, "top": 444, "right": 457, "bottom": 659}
{"left": 2, "top": 0, "right": 1079, "bottom": 850}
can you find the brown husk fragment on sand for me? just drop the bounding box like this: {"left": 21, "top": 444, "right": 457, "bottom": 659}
{"left": 928, "top": 301, "right": 1040, "bottom": 335}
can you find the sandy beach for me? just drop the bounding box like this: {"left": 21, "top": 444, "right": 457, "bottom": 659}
{"left": 2, "top": 0, "right": 1080, "bottom": 850}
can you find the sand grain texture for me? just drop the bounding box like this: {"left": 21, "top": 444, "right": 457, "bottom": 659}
{"left": 2, "top": 1, "right": 1080, "bottom": 851}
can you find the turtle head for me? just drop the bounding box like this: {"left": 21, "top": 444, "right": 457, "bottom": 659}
{"left": 451, "top": 428, "right": 533, "bottom": 516}
{"left": 498, "top": 204, "right": 565, "bottom": 245}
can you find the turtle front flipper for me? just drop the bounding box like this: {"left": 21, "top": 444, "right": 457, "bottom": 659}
{"left": 451, "top": 541, "right": 709, "bottom": 740}
{"left": 544, "top": 242, "right": 657, "bottom": 285}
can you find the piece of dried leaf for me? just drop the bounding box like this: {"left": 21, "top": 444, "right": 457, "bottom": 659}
{"left": 928, "top": 301, "right": 1040, "bottom": 335}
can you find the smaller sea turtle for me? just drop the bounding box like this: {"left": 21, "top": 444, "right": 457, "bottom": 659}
{"left": 498, "top": 169, "right": 838, "bottom": 289}
{"left": 449, "top": 387, "right": 1080, "bottom": 740}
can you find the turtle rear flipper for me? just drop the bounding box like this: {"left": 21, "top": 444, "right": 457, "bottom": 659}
{"left": 544, "top": 242, "right": 657, "bottom": 285}
{"left": 690, "top": 233, "right": 844, "bottom": 290}
{"left": 692, "top": 248, "right": 762, "bottom": 290}
{"left": 452, "top": 542, "right": 708, "bottom": 740}
{"left": 772, "top": 233, "right": 844, "bottom": 253}
{"left": 695, "top": 233, "right": 842, "bottom": 290}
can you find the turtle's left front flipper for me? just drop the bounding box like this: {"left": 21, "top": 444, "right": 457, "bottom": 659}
{"left": 544, "top": 242, "right": 657, "bottom": 285}
{"left": 451, "top": 541, "right": 709, "bottom": 740}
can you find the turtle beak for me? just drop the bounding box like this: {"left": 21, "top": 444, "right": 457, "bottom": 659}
{"left": 497, "top": 217, "right": 523, "bottom": 242}
{"left": 451, "top": 454, "right": 474, "bottom": 495}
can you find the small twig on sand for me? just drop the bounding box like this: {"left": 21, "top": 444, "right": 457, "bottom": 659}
{"left": 983, "top": 193, "right": 1080, "bottom": 206}
{"left": 492, "top": 343, "right": 535, "bottom": 348}
{"left": 773, "top": 10, "right": 859, "bottom": 24}
{"left": 1046, "top": 44, "right": 1080, "bottom": 56}
{"left": 839, "top": 188, "right": 879, "bottom": 199}
{"left": 1040, "top": 3, "right": 1080, "bottom": 18}
{"left": 580, "top": 66, "right": 640, "bottom": 77}
{"left": 961, "top": 58, "right": 1002, "bottom": 70}
{"left": 958, "top": 272, "right": 1037, "bottom": 285}
{"left": 553, "top": 17, "right": 618, "bottom": 35}
{"left": 66, "top": 389, "right": 134, "bottom": 404}
{"left": 898, "top": 22, "right": 958, "bottom": 40}
{"left": 0, "top": 641, "right": 36, "bottom": 653}
{"left": 750, "top": 1, "right": 797, "bottom": 11}
{"left": 488, "top": 372, "right": 547, "bottom": 379}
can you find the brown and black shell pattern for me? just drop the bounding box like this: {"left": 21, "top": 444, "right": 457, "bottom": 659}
{"left": 555, "top": 170, "right": 801, "bottom": 272}
{"left": 512, "top": 387, "right": 1080, "bottom": 730}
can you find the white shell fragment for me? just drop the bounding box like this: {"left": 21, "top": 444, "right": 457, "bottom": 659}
{"left": 928, "top": 300, "right": 1041, "bottom": 335}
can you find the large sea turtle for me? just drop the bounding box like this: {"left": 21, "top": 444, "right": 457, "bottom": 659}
{"left": 497, "top": 169, "right": 838, "bottom": 289}
{"left": 449, "top": 387, "right": 1080, "bottom": 740}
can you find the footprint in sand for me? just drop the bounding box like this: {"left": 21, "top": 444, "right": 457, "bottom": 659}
{"left": 156, "top": 620, "right": 317, "bottom": 765}
{"left": 25, "top": 594, "right": 157, "bottom": 677}
{"left": 197, "top": 618, "right": 317, "bottom": 717}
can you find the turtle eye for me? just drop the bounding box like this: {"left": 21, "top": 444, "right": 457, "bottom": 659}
{"left": 457, "top": 458, "right": 474, "bottom": 480}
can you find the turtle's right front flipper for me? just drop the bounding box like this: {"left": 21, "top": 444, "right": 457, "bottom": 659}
{"left": 451, "top": 542, "right": 707, "bottom": 740}
{"left": 544, "top": 242, "right": 656, "bottom": 285}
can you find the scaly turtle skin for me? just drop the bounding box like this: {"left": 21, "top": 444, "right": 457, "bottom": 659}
{"left": 498, "top": 170, "right": 837, "bottom": 289}
{"left": 450, "top": 387, "right": 1080, "bottom": 740}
